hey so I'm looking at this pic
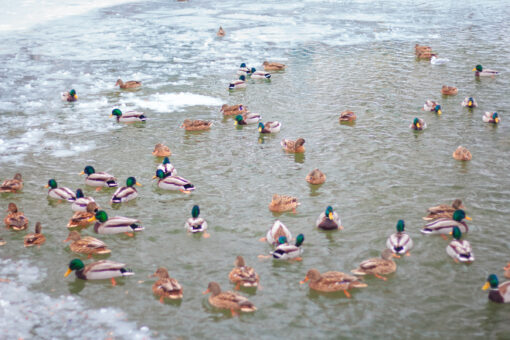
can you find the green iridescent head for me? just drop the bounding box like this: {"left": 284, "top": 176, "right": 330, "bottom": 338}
{"left": 251, "top": 67, "right": 257, "bottom": 73}
{"left": 163, "top": 157, "right": 171, "bottom": 164}
{"left": 75, "top": 188, "right": 84, "bottom": 198}
{"left": 47, "top": 179, "right": 58, "bottom": 189}
{"left": 111, "top": 109, "right": 123, "bottom": 117}
{"left": 325, "top": 206, "right": 334, "bottom": 220}
{"left": 239, "top": 75, "right": 246, "bottom": 81}
{"left": 235, "top": 115, "right": 244, "bottom": 122}
{"left": 475, "top": 65, "right": 483, "bottom": 72}
{"left": 277, "top": 236, "right": 287, "bottom": 245}
{"left": 486, "top": 274, "right": 499, "bottom": 289}
{"left": 492, "top": 112, "right": 499, "bottom": 120}
{"left": 452, "top": 209, "right": 469, "bottom": 222}
{"left": 452, "top": 226, "right": 462, "bottom": 240}
{"left": 295, "top": 233, "right": 305, "bottom": 247}
{"left": 240, "top": 63, "right": 246, "bottom": 68}
{"left": 396, "top": 219, "right": 405, "bottom": 232}
{"left": 126, "top": 177, "right": 137, "bottom": 187}
{"left": 69, "top": 89, "right": 76, "bottom": 97}
{"left": 69, "top": 258, "right": 84, "bottom": 271}
{"left": 191, "top": 205, "right": 200, "bottom": 218}
{"left": 95, "top": 210, "right": 108, "bottom": 222}
{"left": 258, "top": 122, "right": 264, "bottom": 131}
{"left": 434, "top": 105, "right": 441, "bottom": 113}
{"left": 413, "top": 118, "right": 419, "bottom": 126}
{"left": 83, "top": 165, "right": 95, "bottom": 175}
{"left": 155, "top": 169, "right": 165, "bottom": 179}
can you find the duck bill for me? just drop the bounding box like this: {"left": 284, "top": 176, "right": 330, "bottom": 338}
{"left": 328, "top": 212, "right": 333, "bottom": 220}
{"left": 495, "top": 118, "right": 499, "bottom": 123}
{"left": 109, "top": 114, "right": 113, "bottom": 118}
{"left": 437, "top": 109, "right": 442, "bottom": 115}
{"left": 79, "top": 171, "right": 85, "bottom": 175}
{"left": 468, "top": 101, "right": 472, "bottom": 107}
{"left": 202, "top": 288, "right": 210, "bottom": 295}
{"left": 152, "top": 176, "right": 157, "bottom": 180}
{"left": 482, "top": 282, "right": 490, "bottom": 290}
{"left": 74, "top": 94, "right": 78, "bottom": 99}
{"left": 136, "top": 182, "right": 142, "bottom": 186}
{"left": 234, "top": 121, "right": 238, "bottom": 126}
{"left": 258, "top": 127, "right": 262, "bottom": 132}
{"left": 44, "top": 184, "right": 49, "bottom": 188}
{"left": 299, "top": 277, "right": 309, "bottom": 284}
{"left": 465, "top": 216, "right": 472, "bottom": 221}
{"left": 416, "top": 123, "right": 421, "bottom": 129}
{"left": 87, "top": 216, "right": 96, "bottom": 223}
{"left": 64, "top": 268, "right": 73, "bottom": 277}
{"left": 472, "top": 68, "right": 477, "bottom": 72}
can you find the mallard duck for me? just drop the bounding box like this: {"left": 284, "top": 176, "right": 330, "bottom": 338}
{"left": 461, "top": 97, "right": 478, "bottom": 108}
{"left": 229, "top": 256, "right": 259, "bottom": 290}
{"left": 217, "top": 26, "right": 225, "bottom": 37}
{"left": 423, "top": 199, "right": 464, "bottom": 221}
{"left": 249, "top": 68, "right": 271, "bottom": 79}
{"left": 45, "top": 179, "right": 76, "bottom": 202}
{"left": 423, "top": 101, "right": 442, "bottom": 115}
{"left": 80, "top": 165, "right": 118, "bottom": 189}
{"left": 67, "top": 202, "right": 99, "bottom": 228}
{"left": 23, "top": 222, "right": 46, "bottom": 247}
{"left": 483, "top": 112, "right": 500, "bottom": 124}
{"left": 234, "top": 113, "right": 261, "bottom": 125}
{"left": 258, "top": 121, "right": 281, "bottom": 133}
{"left": 157, "top": 157, "right": 177, "bottom": 177}
{"left": 441, "top": 85, "right": 458, "bottom": 95}
{"left": 180, "top": 119, "right": 212, "bottom": 131}
{"left": 71, "top": 189, "right": 97, "bottom": 212}
{"left": 351, "top": 249, "right": 398, "bottom": 280}
{"left": 482, "top": 274, "right": 510, "bottom": 303}
{"left": 410, "top": 117, "right": 427, "bottom": 131}
{"left": 339, "top": 110, "right": 357, "bottom": 122}
{"left": 221, "top": 104, "right": 247, "bottom": 116}
{"left": 430, "top": 56, "right": 449, "bottom": 65}
{"left": 152, "top": 143, "right": 171, "bottom": 157}
{"left": 203, "top": 281, "right": 256, "bottom": 316}
{"left": 184, "top": 205, "right": 209, "bottom": 236}
{"left": 61, "top": 89, "right": 78, "bottom": 102}
{"left": 421, "top": 209, "right": 471, "bottom": 235}
{"left": 446, "top": 226, "right": 474, "bottom": 263}
{"left": 64, "top": 230, "right": 111, "bottom": 256}
{"left": 416, "top": 52, "right": 435, "bottom": 60}
{"left": 262, "top": 61, "right": 286, "bottom": 71}
{"left": 472, "top": 65, "right": 499, "bottom": 77}
{"left": 300, "top": 269, "right": 367, "bottom": 298}
{"left": 115, "top": 79, "right": 142, "bottom": 89}
{"left": 306, "top": 169, "right": 326, "bottom": 185}
{"left": 236, "top": 64, "right": 251, "bottom": 76}
{"left": 386, "top": 220, "right": 413, "bottom": 255}
{"left": 229, "top": 75, "right": 247, "bottom": 90}
{"left": 281, "top": 138, "right": 305, "bottom": 153}
{"left": 271, "top": 234, "right": 304, "bottom": 260}
{"left": 0, "top": 173, "right": 23, "bottom": 193}
{"left": 414, "top": 44, "right": 431, "bottom": 55}
{"left": 92, "top": 210, "right": 144, "bottom": 235}
{"left": 110, "top": 177, "right": 140, "bottom": 203}
{"left": 4, "top": 203, "right": 28, "bottom": 230}
{"left": 268, "top": 194, "right": 299, "bottom": 213}
{"left": 453, "top": 146, "right": 472, "bottom": 161}
{"left": 316, "top": 206, "right": 342, "bottom": 230}
{"left": 261, "top": 220, "right": 292, "bottom": 246}
{"left": 153, "top": 170, "right": 195, "bottom": 193}
{"left": 110, "top": 108, "right": 147, "bottom": 123}
{"left": 151, "top": 268, "right": 183, "bottom": 302}
{"left": 64, "top": 259, "right": 133, "bottom": 286}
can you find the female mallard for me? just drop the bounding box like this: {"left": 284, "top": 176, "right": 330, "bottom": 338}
{"left": 221, "top": 104, "right": 247, "bottom": 116}
{"left": 236, "top": 63, "right": 251, "bottom": 76}
{"left": 410, "top": 117, "right": 427, "bottom": 131}
{"left": 260, "top": 220, "right": 292, "bottom": 246}
{"left": 421, "top": 209, "right": 471, "bottom": 235}
{"left": 180, "top": 119, "right": 212, "bottom": 131}
{"left": 110, "top": 177, "right": 140, "bottom": 203}
{"left": 306, "top": 169, "right": 326, "bottom": 185}
{"left": 339, "top": 110, "right": 357, "bottom": 122}
{"left": 23, "top": 222, "right": 46, "bottom": 247}
{"left": 152, "top": 143, "right": 171, "bottom": 157}
{"left": 203, "top": 281, "right": 256, "bottom": 316}
{"left": 483, "top": 112, "right": 500, "bottom": 124}
{"left": 71, "top": 189, "right": 97, "bottom": 212}
{"left": 229, "top": 256, "right": 259, "bottom": 290}
{"left": 423, "top": 199, "right": 464, "bottom": 221}
{"left": 446, "top": 226, "right": 474, "bottom": 263}
{"left": 351, "top": 249, "right": 398, "bottom": 280}
{"left": 453, "top": 146, "right": 472, "bottom": 161}
{"left": 0, "top": 173, "right": 23, "bottom": 193}
{"left": 92, "top": 210, "right": 144, "bottom": 236}
{"left": 153, "top": 169, "right": 194, "bottom": 193}
{"left": 4, "top": 203, "right": 29, "bottom": 230}
{"left": 184, "top": 205, "right": 209, "bottom": 237}
{"left": 64, "top": 259, "right": 133, "bottom": 286}
{"left": 262, "top": 61, "right": 286, "bottom": 71}
{"left": 300, "top": 269, "right": 367, "bottom": 298}
{"left": 110, "top": 109, "right": 147, "bottom": 123}
{"left": 386, "top": 220, "right": 413, "bottom": 255}
{"left": 229, "top": 75, "right": 247, "bottom": 90}
{"left": 472, "top": 65, "right": 499, "bottom": 77}
{"left": 441, "top": 85, "right": 458, "bottom": 95}
{"left": 269, "top": 194, "right": 299, "bottom": 213}
{"left": 80, "top": 165, "right": 118, "bottom": 190}
{"left": 316, "top": 206, "right": 342, "bottom": 231}
{"left": 271, "top": 234, "right": 305, "bottom": 260}
{"left": 217, "top": 26, "right": 225, "bottom": 37}
{"left": 258, "top": 121, "right": 281, "bottom": 133}
{"left": 461, "top": 97, "right": 478, "bottom": 108}
{"left": 46, "top": 179, "right": 76, "bottom": 202}
{"left": 482, "top": 274, "right": 510, "bottom": 303}
{"left": 415, "top": 44, "right": 431, "bottom": 55}
{"left": 249, "top": 68, "right": 271, "bottom": 79}
{"left": 234, "top": 113, "right": 261, "bottom": 125}
{"left": 115, "top": 79, "right": 142, "bottom": 89}
{"left": 61, "top": 89, "right": 78, "bottom": 102}
{"left": 423, "top": 101, "right": 442, "bottom": 115}
{"left": 416, "top": 52, "right": 435, "bottom": 60}
{"left": 157, "top": 157, "right": 177, "bottom": 177}
{"left": 281, "top": 138, "right": 305, "bottom": 153}
{"left": 151, "top": 268, "right": 183, "bottom": 302}
{"left": 67, "top": 202, "right": 99, "bottom": 228}
{"left": 64, "top": 230, "right": 111, "bottom": 256}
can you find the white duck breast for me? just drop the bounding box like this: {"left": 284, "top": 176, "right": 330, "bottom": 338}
{"left": 446, "top": 239, "right": 474, "bottom": 262}
{"left": 271, "top": 243, "right": 303, "bottom": 260}
{"left": 386, "top": 232, "right": 413, "bottom": 254}
{"left": 81, "top": 261, "right": 133, "bottom": 280}
{"left": 421, "top": 218, "right": 468, "bottom": 234}
{"left": 71, "top": 197, "right": 96, "bottom": 212}
{"left": 94, "top": 216, "right": 143, "bottom": 234}
{"left": 266, "top": 220, "right": 292, "bottom": 246}
{"left": 49, "top": 187, "right": 76, "bottom": 202}
{"left": 423, "top": 100, "right": 438, "bottom": 111}
{"left": 157, "top": 163, "right": 177, "bottom": 177}
{"left": 185, "top": 217, "right": 208, "bottom": 233}
{"left": 111, "top": 186, "right": 138, "bottom": 203}
{"left": 85, "top": 173, "right": 118, "bottom": 187}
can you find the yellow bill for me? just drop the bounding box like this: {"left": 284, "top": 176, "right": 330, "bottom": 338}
{"left": 482, "top": 281, "right": 490, "bottom": 290}
{"left": 465, "top": 216, "right": 472, "bottom": 221}
{"left": 64, "top": 268, "right": 73, "bottom": 277}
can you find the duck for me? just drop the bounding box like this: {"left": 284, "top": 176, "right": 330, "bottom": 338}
{"left": 261, "top": 220, "right": 292, "bottom": 246}
{"left": 71, "top": 189, "right": 97, "bottom": 212}
{"left": 281, "top": 138, "right": 305, "bottom": 153}
{"left": 351, "top": 249, "right": 398, "bottom": 280}
{"left": 110, "top": 177, "right": 140, "bottom": 204}
{"left": 64, "top": 230, "right": 111, "bottom": 256}
{"left": 386, "top": 220, "right": 413, "bottom": 255}
{"left": 441, "top": 85, "right": 458, "bottom": 95}
{"left": 0, "top": 173, "right": 23, "bottom": 193}
{"left": 258, "top": 121, "right": 281, "bottom": 133}
{"left": 416, "top": 52, "right": 435, "bottom": 60}
{"left": 268, "top": 194, "right": 299, "bottom": 213}
{"left": 472, "top": 65, "right": 499, "bottom": 77}
{"left": 221, "top": 104, "right": 247, "bottom": 116}
{"left": 421, "top": 209, "right": 471, "bottom": 235}
{"left": 23, "top": 222, "right": 46, "bottom": 247}
{"left": 115, "top": 79, "right": 142, "bottom": 89}
{"left": 482, "top": 274, "right": 510, "bottom": 303}
{"left": 61, "top": 89, "right": 78, "bottom": 102}
{"left": 46, "top": 179, "right": 76, "bottom": 202}
{"left": 483, "top": 112, "right": 500, "bottom": 124}
{"left": 4, "top": 203, "right": 29, "bottom": 230}
{"left": 249, "top": 68, "right": 271, "bottom": 79}
{"left": 316, "top": 206, "right": 342, "bottom": 231}
{"left": 152, "top": 143, "right": 171, "bottom": 157}
{"left": 236, "top": 63, "right": 251, "bottom": 76}
{"left": 339, "top": 110, "right": 357, "bottom": 122}
{"left": 180, "top": 119, "right": 212, "bottom": 131}
{"left": 410, "top": 117, "right": 427, "bottom": 131}
{"left": 414, "top": 44, "right": 431, "bottom": 55}
{"left": 157, "top": 157, "right": 177, "bottom": 177}
{"left": 306, "top": 169, "right": 326, "bottom": 185}
{"left": 67, "top": 202, "right": 99, "bottom": 228}
{"left": 80, "top": 165, "right": 118, "bottom": 190}
{"left": 234, "top": 113, "right": 261, "bottom": 125}
{"left": 153, "top": 169, "right": 195, "bottom": 193}
{"left": 92, "top": 210, "right": 144, "bottom": 236}
{"left": 271, "top": 234, "right": 305, "bottom": 260}
{"left": 203, "top": 281, "right": 256, "bottom": 316}
{"left": 461, "top": 97, "right": 478, "bottom": 108}
{"left": 300, "top": 269, "right": 367, "bottom": 298}
{"left": 110, "top": 108, "right": 147, "bottom": 123}
{"left": 216, "top": 26, "right": 225, "bottom": 37}
{"left": 151, "top": 268, "right": 183, "bottom": 302}
{"left": 229, "top": 75, "right": 247, "bottom": 90}
{"left": 262, "top": 61, "right": 286, "bottom": 71}
{"left": 64, "top": 258, "right": 134, "bottom": 286}
{"left": 229, "top": 256, "right": 259, "bottom": 290}
{"left": 452, "top": 146, "right": 472, "bottom": 161}
{"left": 423, "top": 199, "right": 464, "bottom": 221}
{"left": 430, "top": 56, "right": 449, "bottom": 65}
{"left": 446, "top": 226, "right": 474, "bottom": 263}
{"left": 423, "top": 101, "right": 442, "bottom": 115}
{"left": 184, "top": 205, "right": 209, "bottom": 236}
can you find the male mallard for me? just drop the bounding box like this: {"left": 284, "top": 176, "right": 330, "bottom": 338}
{"left": 281, "top": 138, "right": 305, "bottom": 153}
{"left": 92, "top": 210, "right": 144, "bottom": 236}
{"left": 300, "top": 269, "right": 367, "bottom": 298}
{"left": 339, "top": 110, "right": 357, "bottom": 122}
{"left": 234, "top": 113, "right": 261, "bottom": 125}
{"left": 351, "top": 249, "right": 398, "bottom": 280}
{"left": 221, "top": 104, "right": 247, "bottom": 116}
{"left": 157, "top": 157, "right": 177, "bottom": 177}
{"left": 483, "top": 112, "right": 500, "bottom": 124}
{"left": 446, "top": 226, "right": 474, "bottom": 263}
{"left": 423, "top": 199, "right": 464, "bottom": 221}
{"left": 482, "top": 274, "right": 510, "bottom": 303}
{"left": 151, "top": 268, "right": 183, "bottom": 302}
{"left": 262, "top": 61, "right": 286, "bottom": 71}
{"left": 423, "top": 101, "right": 442, "bottom": 115}
{"left": 268, "top": 194, "right": 299, "bottom": 213}
{"left": 152, "top": 143, "right": 171, "bottom": 157}
{"left": 67, "top": 202, "right": 99, "bottom": 228}
{"left": 236, "top": 63, "right": 251, "bottom": 76}
{"left": 110, "top": 108, "right": 146, "bottom": 123}
{"left": 249, "top": 68, "right": 271, "bottom": 79}
{"left": 61, "top": 89, "right": 78, "bottom": 102}
{"left": 184, "top": 205, "right": 209, "bottom": 237}
{"left": 45, "top": 179, "right": 76, "bottom": 202}
{"left": 64, "top": 230, "right": 111, "bottom": 256}
{"left": 421, "top": 209, "right": 471, "bottom": 235}
{"left": 461, "top": 97, "right": 478, "bottom": 108}
{"left": 23, "top": 222, "right": 46, "bottom": 247}
{"left": 452, "top": 146, "right": 472, "bottom": 161}
{"left": 110, "top": 177, "right": 140, "bottom": 203}
{"left": 0, "top": 173, "right": 23, "bottom": 193}
{"left": 180, "top": 119, "right": 212, "bottom": 131}
{"left": 64, "top": 258, "right": 133, "bottom": 286}
{"left": 4, "top": 203, "right": 28, "bottom": 230}
{"left": 229, "top": 75, "right": 247, "bottom": 90}
{"left": 229, "top": 256, "right": 259, "bottom": 290}
{"left": 386, "top": 220, "right": 413, "bottom": 255}
{"left": 306, "top": 169, "right": 326, "bottom": 185}
{"left": 261, "top": 220, "right": 292, "bottom": 246}
{"left": 316, "top": 206, "right": 342, "bottom": 231}
{"left": 271, "top": 234, "right": 304, "bottom": 260}
{"left": 441, "top": 85, "right": 458, "bottom": 95}
{"left": 410, "top": 117, "right": 427, "bottom": 131}
{"left": 472, "top": 65, "right": 499, "bottom": 77}
{"left": 203, "top": 281, "right": 256, "bottom": 316}
{"left": 153, "top": 169, "right": 194, "bottom": 193}
{"left": 115, "top": 79, "right": 142, "bottom": 89}
{"left": 71, "top": 189, "right": 97, "bottom": 212}
{"left": 80, "top": 165, "right": 118, "bottom": 190}
{"left": 216, "top": 26, "right": 225, "bottom": 37}
{"left": 258, "top": 121, "right": 281, "bottom": 133}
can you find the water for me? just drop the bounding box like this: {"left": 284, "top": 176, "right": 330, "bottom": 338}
{"left": 1, "top": 0, "right": 510, "bottom": 338}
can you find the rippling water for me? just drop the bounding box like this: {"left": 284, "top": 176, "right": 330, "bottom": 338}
{"left": 1, "top": 0, "right": 509, "bottom": 338}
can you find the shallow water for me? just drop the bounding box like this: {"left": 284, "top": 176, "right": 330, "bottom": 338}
{"left": 1, "top": 0, "right": 510, "bottom": 338}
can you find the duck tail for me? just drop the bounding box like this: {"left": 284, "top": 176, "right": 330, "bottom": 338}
{"left": 120, "top": 268, "right": 134, "bottom": 276}
{"left": 130, "top": 223, "right": 144, "bottom": 232}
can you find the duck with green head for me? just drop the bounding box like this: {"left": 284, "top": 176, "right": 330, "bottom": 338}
{"left": 71, "top": 188, "right": 97, "bottom": 212}
{"left": 316, "top": 206, "right": 342, "bottom": 230}
{"left": 157, "top": 157, "right": 176, "bottom": 177}
{"left": 234, "top": 113, "right": 261, "bottom": 125}
{"left": 421, "top": 209, "right": 471, "bottom": 235}
{"left": 483, "top": 112, "right": 500, "bottom": 124}
{"left": 410, "top": 117, "right": 427, "bottom": 130}
{"left": 258, "top": 121, "right": 281, "bottom": 133}
{"left": 472, "top": 64, "right": 499, "bottom": 77}
{"left": 482, "top": 274, "right": 510, "bottom": 303}
{"left": 80, "top": 165, "right": 118, "bottom": 189}
{"left": 64, "top": 258, "right": 133, "bottom": 286}
{"left": 271, "top": 234, "right": 304, "bottom": 260}
{"left": 249, "top": 67, "right": 271, "bottom": 79}
{"left": 185, "top": 205, "right": 209, "bottom": 237}
{"left": 153, "top": 169, "right": 195, "bottom": 193}
{"left": 423, "top": 100, "right": 441, "bottom": 114}
{"left": 45, "top": 179, "right": 76, "bottom": 202}
{"left": 386, "top": 219, "right": 413, "bottom": 255}
{"left": 461, "top": 97, "right": 478, "bottom": 108}
{"left": 236, "top": 63, "right": 251, "bottom": 76}
{"left": 61, "top": 89, "right": 78, "bottom": 102}
{"left": 110, "top": 177, "right": 141, "bottom": 204}
{"left": 91, "top": 210, "right": 144, "bottom": 235}
{"left": 110, "top": 108, "right": 147, "bottom": 123}
{"left": 446, "top": 226, "right": 474, "bottom": 263}
{"left": 229, "top": 75, "right": 247, "bottom": 90}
